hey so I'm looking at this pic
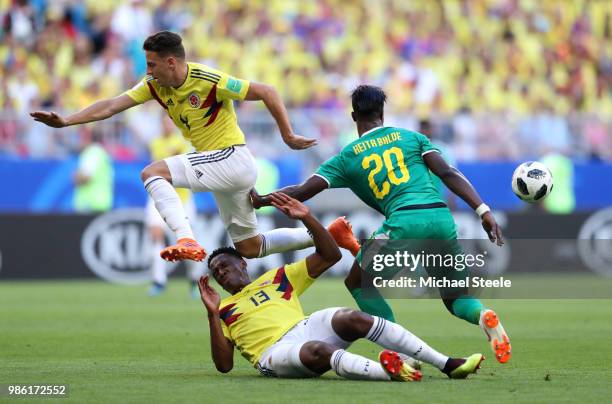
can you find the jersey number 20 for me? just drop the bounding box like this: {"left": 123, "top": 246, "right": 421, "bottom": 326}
{"left": 361, "top": 147, "right": 410, "bottom": 199}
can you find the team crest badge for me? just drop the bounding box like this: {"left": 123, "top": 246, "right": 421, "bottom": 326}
{"left": 188, "top": 92, "right": 200, "bottom": 108}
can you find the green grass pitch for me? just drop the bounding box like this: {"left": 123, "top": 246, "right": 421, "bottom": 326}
{"left": 1, "top": 278, "right": 611, "bottom": 403}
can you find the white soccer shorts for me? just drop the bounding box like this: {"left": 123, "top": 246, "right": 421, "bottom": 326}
{"left": 256, "top": 307, "right": 352, "bottom": 378}
{"left": 165, "top": 145, "right": 259, "bottom": 243}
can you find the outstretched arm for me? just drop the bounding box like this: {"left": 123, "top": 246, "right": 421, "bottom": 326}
{"left": 269, "top": 192, "right": 341, "bottom": 278}
{"left": 424, "top": 151, "right": 504, "bottom": 246}
{"left": 251, "top": 175, "right": 328, "bottom": 209}
{"left": 197, "top": 276, "right": 234, "bottom": 373}
{"left": 30, "top": 94, "right": 138, "bottom": 128}
{"left": 245, "top": 82, "right": 317, "bottom": 150}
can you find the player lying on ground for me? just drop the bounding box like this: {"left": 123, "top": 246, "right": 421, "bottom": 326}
{"left": 250, "top": 85, "right": 511, "bottom": 363}
{"left": 198, "top": 193, "right": 484, "bottom": 380}
{"left": 31, "top": 30, "right": 320, "bottom": 263}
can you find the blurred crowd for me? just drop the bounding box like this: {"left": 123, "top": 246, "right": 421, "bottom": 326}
{"left": 1, "top": 0, "right": 610, "bottom": 161}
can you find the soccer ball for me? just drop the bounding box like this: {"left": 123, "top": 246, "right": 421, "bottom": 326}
{"left": 511, "top": 161, "right": 553, "bottom": 203}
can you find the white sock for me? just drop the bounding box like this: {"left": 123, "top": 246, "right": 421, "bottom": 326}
{"left": 258, "top": 227, "right": 313, "bottom": 257}
{"left": 144, "top": 176, "right": 194, "bottom": 240}
{"left": 151, "top": 240, "right": 167, "bottom": 285}
{"left": 366, "top": 317, "right": 449, "bottom": 370}
{"left": 330, "top": 349, "right": 390, "bottom": 381}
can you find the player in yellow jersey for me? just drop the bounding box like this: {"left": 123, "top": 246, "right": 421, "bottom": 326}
{"left": 31, "top": 31, "right": 321, "bottom": 263}
{"left": 147, "top": 116, "right": 202, "bottom": 297}
{"left": 199, "top": 192, "right": 484, "bottom": 381}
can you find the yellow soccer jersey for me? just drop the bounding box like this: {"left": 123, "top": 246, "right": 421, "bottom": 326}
{"left": 218, "top": 259, "right": 315, "bottom": 365}
{"left": 149, "top": 133, "right": 193, "bottom": 202}
{"left": 124, "top": 62, "right": 250, "bottom": 152}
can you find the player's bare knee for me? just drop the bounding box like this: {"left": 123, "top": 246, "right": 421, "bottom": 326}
{"left": 141, "top": 165, "right": 161, "bottom": 182}
{"left": 141, "top": 164, "right": 154, "bottom": 182}
{"left": 237, "top": 247, "right": 258, "bottom": 259}
{"left": 299, "top": 341, "right": 335, "bottom": 373}
{"left": 234, "top": 236, "right": 262, "bottom": 259}
{"left": 348, "top": 310, "right": 375, "bottom": 337}
{"left": 331, "top": 308, "right": 354, "bottom": 328}
{"left": 234, "top": 244, "right": 258, "bottom": 259}
{"left": 309, "top": 341, "right": 336, "bottom": 359}
{"left": 331, "top": 308, "right": 373, "bottom": 341}
{"left": 141, "top": 161, "right": 171, "bottom": 183}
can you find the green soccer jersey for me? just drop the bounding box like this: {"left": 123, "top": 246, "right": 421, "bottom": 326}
{"left": 316, "top": 126, "right": 443, "bottom": 217}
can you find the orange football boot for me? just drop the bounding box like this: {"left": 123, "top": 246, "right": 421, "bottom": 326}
{"left": 327, "top": 216, "right": 361, "bottom": 256}
{"left": 479, "top": 309, "right": 512, "bottom": 364}
{"left": 379, "top": 350, "right": 422, "bottom": 381}
{"left": 160, "top": 238, "right": 207, "bottom": 262}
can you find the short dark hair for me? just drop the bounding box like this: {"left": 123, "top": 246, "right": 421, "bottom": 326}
{"left": 351, "top": 85, "right": 386, "bottom": 121}
{"left": 418, "top": 119, "right": 432, "bottom": 133}
{"left": 143, "top": 31, "right": 185, "bottom": 59}
{"left": 207, "top": 247, "right": 244, "bottom": 269}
